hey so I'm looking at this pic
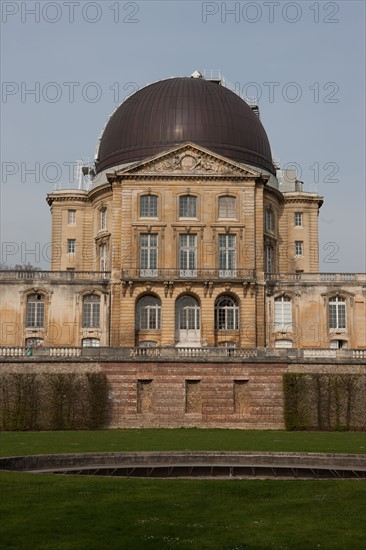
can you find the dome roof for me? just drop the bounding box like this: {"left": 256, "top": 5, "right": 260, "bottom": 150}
{"left": 96, "top": 77, "right": 275, "bottom": 174}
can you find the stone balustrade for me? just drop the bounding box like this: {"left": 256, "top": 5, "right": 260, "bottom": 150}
{"left": 0, "top": 270, "right": 110, "bottom": 282}
{"left": 266, "top": 272, "right": 366, "bottom": 283}
{"left": 1, "top": 346, "right": 365, "bottom": 361}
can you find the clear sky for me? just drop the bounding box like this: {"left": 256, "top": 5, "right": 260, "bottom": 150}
{"left": 1, "top": 0, "right": 365, "bottom": 271}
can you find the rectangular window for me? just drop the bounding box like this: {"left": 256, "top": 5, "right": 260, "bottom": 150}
{"left": 68, "top": 210, "right": 76, "bottom": 224}
{"left": 295, "top": 212, "right": 302, "bottom": 227}
{"left": 179, "top": 234, "right": 197, "bottom": 277}
{"left": 67, "top": 239, "right": 76, "bottom": 254}
{"left": 265, "top": 209, "right": 273, "bottom": 232}
{"left": 274, "top": 297, "right": 292, "bottom": 331}
{"left": 140, "top": 234, "right": 158, "bottom": 277}
{"left": 219, "top": 234, "right": 236, "bottom": 277}
{"left": 179, "top": 196, "right": 197, "bottom": 218}
{"left": 295, "top": 241, "right": 303, "bottom": 256}
{"left": 140, "top": 195, "right": 157, "bottom": 217}
{"left": 100, "top": 208, "right": 107, "bottom": 230}
{"left": 329, "top": 298, "right": 346, "bottom": 330}
{"left": 218, "top": 196, "right": 236, "bottom": 218}
{"left": 26, "top": 302, "right": 44, "bottom": 328}
{"left": 100, "top": 243, "right": 107, "bottom": 271}
{"left": 266, "top": 246, "right": 273, "bottom": 273}
{"left": 82, "top": 298, "right": 100, "bottom": 328}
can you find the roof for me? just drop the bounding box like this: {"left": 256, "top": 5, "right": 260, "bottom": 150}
{"left": 95, "top": 77, "right": 275, "bottom": 174}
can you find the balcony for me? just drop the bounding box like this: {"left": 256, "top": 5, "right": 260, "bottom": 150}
{"left": 121, "top": 268, "right": 254, "bottom": 281}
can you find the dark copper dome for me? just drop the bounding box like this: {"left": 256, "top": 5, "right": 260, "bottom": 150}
{"left": 96, "top": 77, "right": 275, "bottom": 174}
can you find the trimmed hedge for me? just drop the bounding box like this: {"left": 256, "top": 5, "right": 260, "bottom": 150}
{"left": 284, "top": 373, "right": 366, "bottom": 431}
{"left": 0, "top": 373, "right": 110, "bottom": 431}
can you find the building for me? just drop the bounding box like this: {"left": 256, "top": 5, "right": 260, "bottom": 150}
{"left": 1, "top": 72, "right": 365, "bottom": 429}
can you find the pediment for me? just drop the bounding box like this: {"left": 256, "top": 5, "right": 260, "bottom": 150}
{"left": 114, "top": 143, "right": 261, "bottom": 179}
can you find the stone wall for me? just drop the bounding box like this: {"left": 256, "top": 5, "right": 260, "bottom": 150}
{"left": 1, "top": 356, "right": 365, "bottom": 430}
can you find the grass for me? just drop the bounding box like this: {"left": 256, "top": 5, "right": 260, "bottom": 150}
{"left": 1, "top": 430, "right": 365, "bottom": 549}
{"left": 0, "top": 429, "right": 365, "bottom": 457}
{"left": 1, "top": 472, "right": 365, "bottom": 549}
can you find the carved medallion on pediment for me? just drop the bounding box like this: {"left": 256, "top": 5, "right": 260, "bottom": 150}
{"left": 151, "top": 151, "right": 244, "bottom": 176}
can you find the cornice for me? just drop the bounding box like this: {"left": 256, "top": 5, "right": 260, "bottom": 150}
{"left": 284, "top": 195, "right": 324, "bottom": 207}
{"left": 46, "top": 193, "right": 89, "bottom": 206}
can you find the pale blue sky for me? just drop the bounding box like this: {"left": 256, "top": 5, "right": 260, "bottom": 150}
{"left": 1, "top": 0, "right": 365, "bottom": 271}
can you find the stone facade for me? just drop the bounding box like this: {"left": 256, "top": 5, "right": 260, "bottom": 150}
{"left": 1, "top": 144, "right": 364, "bottom": 350}
{"left": 0, "top": 74, "right": 365, "bottom": 429}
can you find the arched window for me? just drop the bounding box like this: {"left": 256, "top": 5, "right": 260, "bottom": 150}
{"left": 140, "top": 194, "right": 158, "bottom": 217}
{"left": 274, "top": 296, "right": 292, "bottom": 331}
{"left": 136, "top": 296, "right": 161, "bottom": 330}
{"left": 179, "top": 195, "right": 197, "bottom": 218}
{"left": 215, "top": 296, "right": 239, "bottom": 330}
{"left": 176, "top": 296, "right": 200, "bottom": 330}
{"left": 26, "top": 293, "right": 45, "bottom": 328}
{"left": 82, "top": 338, "right": 100, "bottom": 347}
{"left": 218, "top": 196, "right": 236, "bottom": 218}
{"left": 329, "top": 296, "right": 346, "bottom": 329}
{"left": 82, "top": 295, "right": 100, "bottom": 328}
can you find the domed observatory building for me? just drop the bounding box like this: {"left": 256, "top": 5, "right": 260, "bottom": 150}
{"left": 1, "top": 71, "right": 365, "bottom": 430}
{"left": 46, "top": 72, "right": 322, "bottom": 349}
{"left": 43, "top": 72, "right": 363, "bottom": 351}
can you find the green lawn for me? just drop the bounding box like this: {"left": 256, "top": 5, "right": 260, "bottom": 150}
{"left": 0, "top": 429, "right": 365, "bottom": 457}
{"left": 0, "top": 472, "right": 365, "bottom": 550}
